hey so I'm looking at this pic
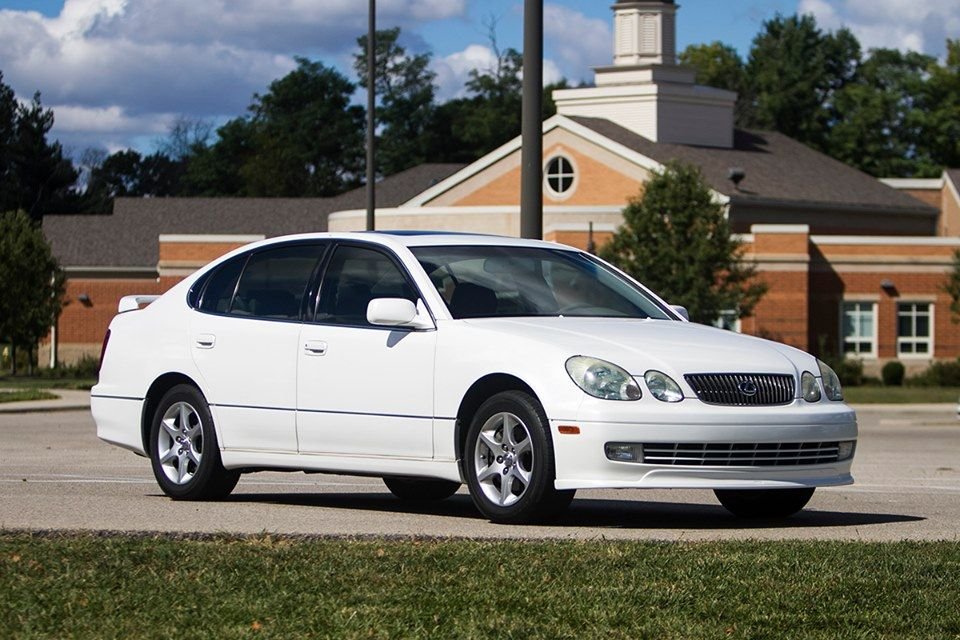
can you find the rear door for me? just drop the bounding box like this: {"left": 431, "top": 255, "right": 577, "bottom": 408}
{"left": 191, "top": 242, "right": 327, "bottom": 453}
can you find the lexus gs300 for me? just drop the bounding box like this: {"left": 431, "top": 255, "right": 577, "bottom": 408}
{"left": 92, "top": 232, "right": 856, "bottom": 523}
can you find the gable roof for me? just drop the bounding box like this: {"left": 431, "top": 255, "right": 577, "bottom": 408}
{"left": 569, "top": 116, "right": 937, "bottom": 216}
{"left": 44, "top": 163, "right": 465, "bottom": 268}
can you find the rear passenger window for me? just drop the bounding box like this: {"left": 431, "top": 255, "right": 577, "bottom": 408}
{"left": 198, "top": 256, "right": 246, "bottom": 314}
{"left": 315, "top": 245, "right": 417, "bottom": 327}
{"left": 229, "top": 244, "right": 325, "bottom": 321}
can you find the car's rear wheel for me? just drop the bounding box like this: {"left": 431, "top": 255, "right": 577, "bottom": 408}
{"left": 714, "top": 487, "right": 815, "bottom": 518}
{"left": 149, "top": 384, "right": 239, "bottom": 500}
{"left": 464, "top": 390, "right": 575, "bottom": 524}
{"left": 383, "top": 477, "right": 460, "bottom": 501}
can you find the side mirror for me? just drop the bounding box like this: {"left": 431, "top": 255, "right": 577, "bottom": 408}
{"left": 671, "top": 305, "right": 689, "bottom": 321}
{"left": 367, "top": 298, "right": 434, "bottom": 330}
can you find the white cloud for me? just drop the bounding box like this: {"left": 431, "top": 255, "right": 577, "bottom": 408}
{"left": 543, "top": 4, "right": 611, "bottom": 83}
{"left": 432, "top": 44, "right": 563, "bottom": 102}
{"left": 0, "top": 0, "right": 468, "bottom": 152}
{"left": 798, "top": 0, "right": 958, "bottom": 56}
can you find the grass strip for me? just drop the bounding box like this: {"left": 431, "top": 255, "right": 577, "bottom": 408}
{"left": 843, "top": 385, "right": 960, "bottom": 404}
{"left": 0, "top": 377, "right": 95, "bottom": 391}
{"left": 2, "top": 532, "right": 959, "bottom": 639}
{"left": 0, "top": 390, "right": 58, "bottom": 404}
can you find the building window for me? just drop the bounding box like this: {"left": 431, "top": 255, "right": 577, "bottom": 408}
{"left": 545, "top": 156, "right": 576, "bottom": 198}
{"left": 897, "top": 302, "right": 933, "bottom": 357}
{"left": 841, "top": 301, "right": 876, "bottom": 357}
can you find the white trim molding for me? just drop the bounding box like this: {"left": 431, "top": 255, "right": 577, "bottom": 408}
{"left": 880, "top": 178, "right": 943, "bottom": 190}
{"left": 750, "top": 224, "right": 810, "bottom": 234}
{"left": 812, "top": 235, "right": 960, "bottom": 247}
{"left": 159, "top": 234, "right": 265, "bottom": 244}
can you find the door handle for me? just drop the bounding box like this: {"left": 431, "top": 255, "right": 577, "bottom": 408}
{"left": 304, "top": 340, "right": 327, "bottom": 356}
{"left": 195, "top": 334, "right": 216, "bottom": 349}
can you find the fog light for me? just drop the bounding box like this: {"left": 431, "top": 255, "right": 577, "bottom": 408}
{"left": 605, "top": 443, "right": 642, "bottom": 462}
{"left": 837, "top": 440, "right": 856, "bottom": 461}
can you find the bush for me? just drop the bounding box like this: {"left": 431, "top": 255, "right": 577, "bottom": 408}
{"left": 831, "top": 358, "right": 864, "bottom": 387}
{"left": 882, "top": 361, "right": 905, "bottom": 386}
{"left": 907, "top": 360, "right": 960, "bottom": 387}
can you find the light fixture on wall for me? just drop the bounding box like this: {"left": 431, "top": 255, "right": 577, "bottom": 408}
{"left": 77, "top": 293, "right": 92, "bottom": 307}
{"left": 880, "top": 279, "right": 898, "bottom": 297}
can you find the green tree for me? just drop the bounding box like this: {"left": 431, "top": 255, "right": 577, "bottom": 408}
{"left": 0, "top": 75, "right": 78, "bottom": 222}
{"left": 745, "top": 14, "right": 860, "bottom": 150}
{"left": 919, "top": 39, "right": 960, "bottom": 171}
{"left": 679, "top": 42, "right": 753, "bottom": 126}
{"left": 242, "top": 58, "right": 365, "bottom": 197}
{"left": 354, "top": 28, "right": 439, "bottom": 176}
{"left": 599, "top": 161, "right": 766, "bottom": 324}
{"left": 827, "top": 48, "right": 934, "bottom": 177}
{"left": 0, "top": 210, "right": 65, "bottom": 374}
{"left": 180, "top": 117, "right": 255, "bottom": 196}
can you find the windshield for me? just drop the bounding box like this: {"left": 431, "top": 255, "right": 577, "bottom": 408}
{"left": 411, "top": 246, "right": 674, "bottom": 320}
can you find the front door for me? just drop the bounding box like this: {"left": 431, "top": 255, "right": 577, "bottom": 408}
{"left": 297, "top": 244, "right": 436, "bottom": 458}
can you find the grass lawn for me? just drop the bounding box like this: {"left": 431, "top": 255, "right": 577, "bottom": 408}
{"left": 843, "top": 385, "right": 960, "bottom": 404}
{"left": 2, "top": 533, "right": 959, "bottom": 639}
{"left": 0, "top": 377, "right": 95, "bottom": 391}
{"left": 0, "top": 390, "right": 58, "bottom": 404}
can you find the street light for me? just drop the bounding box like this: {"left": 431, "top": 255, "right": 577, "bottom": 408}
{"left": 520, "top": 0, "right": 543, "bottom": 240}
{"left": 366, "top": 0, "right": 376, "bottom": 231}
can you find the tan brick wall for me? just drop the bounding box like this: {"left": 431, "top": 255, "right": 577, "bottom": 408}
{"left": 159, "top": 242, "right": 247, "bottom": 263}
{"left": 544, "top": 230, "right": 614, "bottom": 251}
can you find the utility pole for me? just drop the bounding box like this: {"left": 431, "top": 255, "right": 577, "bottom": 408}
{"left": 519, "top": 0, "right": 543, "bottom": 240}
{"left": 366, "top": 0, "right": 376, "bottom": 231}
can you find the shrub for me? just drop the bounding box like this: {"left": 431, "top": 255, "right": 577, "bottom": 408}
{"left": 882, "top": 361, "right": 905, "bottom": 386}
{"left": 907, "top": 359, "right": 960, "bottom": 387}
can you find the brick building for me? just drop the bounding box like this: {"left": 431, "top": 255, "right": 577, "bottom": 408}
{"left": 40, "top": 0, "right": 960, "bottom": 374}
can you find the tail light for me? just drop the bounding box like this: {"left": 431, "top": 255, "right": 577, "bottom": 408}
{"left": 98, "top": 329, "right": 111, "bottom": 377}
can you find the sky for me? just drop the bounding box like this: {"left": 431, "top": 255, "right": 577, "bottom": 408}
{"left": 0, "top": 0, "right": 956, "bottom": 156}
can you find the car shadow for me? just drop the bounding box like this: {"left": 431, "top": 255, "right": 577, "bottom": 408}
{"left": 221, "top": 491, "right": 924, "bottom": 530}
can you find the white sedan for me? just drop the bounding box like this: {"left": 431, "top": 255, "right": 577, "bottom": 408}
{"left": 92, "top": 232, "right": 856, "bottom": 523}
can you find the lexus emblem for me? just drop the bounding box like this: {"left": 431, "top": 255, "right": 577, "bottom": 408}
{"left": 738, "top": 381, "right": 759, "bottom": 397}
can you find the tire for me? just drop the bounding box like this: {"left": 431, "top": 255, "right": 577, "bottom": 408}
{"left": 714, "top": 487, "right": 815, "bottom": 518}
{"left": 149, "top": 384, "right": 240, "bottom": 500}
{"left": 383, "top": 477, "right": 461, "bottom": 501}
{"left": 464, "top": 390, "right": 575, "bottom": 524}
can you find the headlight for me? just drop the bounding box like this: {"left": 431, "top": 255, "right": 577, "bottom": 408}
{"left": 801, "top": 371, "right": 822, "bottom": 402}
{"left": 565, "top": 356, "right": 641, "bottom": 401}
{"left": 818, "top": 360, "right": 844, "bottom": 401}
{"left": 644, "top": 370, "right": 684, "bottom": 402}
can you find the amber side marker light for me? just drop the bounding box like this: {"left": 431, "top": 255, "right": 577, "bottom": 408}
{"left": 558, "top": 425, "right": 581, "bottom": 435}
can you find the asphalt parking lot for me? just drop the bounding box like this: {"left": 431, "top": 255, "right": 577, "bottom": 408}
{"left": 1, "top": 407, "right": 958, "bottom": 541}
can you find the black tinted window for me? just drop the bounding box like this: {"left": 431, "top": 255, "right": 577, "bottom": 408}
{"left": 316, "top": 245, "right": 417, "bottom": 327}
{"left": 230, "top": 244, "right": 325, "bottom": 320}
{"left": 198, "top": 255, "right": 246, "bottom": 314}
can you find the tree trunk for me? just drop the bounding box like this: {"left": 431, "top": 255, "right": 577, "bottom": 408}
{"left": 10, "top": 342, "right": 16, "bottom": 376}
{"left": 27, "top": 344, "right": 34, "bottom": 376}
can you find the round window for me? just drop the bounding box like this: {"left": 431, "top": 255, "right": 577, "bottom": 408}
{"left": 545, "top": 156, "right": 576, "bottom": 197}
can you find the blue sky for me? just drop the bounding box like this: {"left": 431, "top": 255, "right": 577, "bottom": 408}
{"left": 0, "top": 0, "right": 954, "bottom": 155}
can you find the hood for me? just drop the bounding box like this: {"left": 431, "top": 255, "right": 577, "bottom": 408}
{"left": 461, "top": 317, "right": 816, "bottom": 377}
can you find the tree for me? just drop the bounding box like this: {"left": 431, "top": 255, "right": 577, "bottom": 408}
{"left": 919, "top": 39, "right": 960, "bottom": 172}
{"left": 354, "top": 28, "right": 439, "bottom": 176}
{"left": 0, "top": 210, "right": 65, "bottom": 374}
{"left": 679, "top": 42, "right": 753, "bottom": 126}
{"left": 744, "top": 14, "right": 860, "bottom": 150}
{"left": 943, "top": 250, "right": 960, "bottom": 323}
{"left": 599, "top": 161, "right": 766, "bottom": 324}
{"left": 827, "top": 48, "right": 934, "bottom": 177}
{"left": 242, "top": 58, "right": 365, "bottom": 197}
{"left": 0, "top": 74, "right": 78, "bottom": 222}
{"left": 180, "top": 117, "right": 256, "bottom": 196}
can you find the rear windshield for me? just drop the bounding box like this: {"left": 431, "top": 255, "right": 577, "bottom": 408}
{"left": 411, "top": 246, "right": 673, "bottom": 320}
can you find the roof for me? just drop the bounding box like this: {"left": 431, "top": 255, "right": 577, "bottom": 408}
{"left": 569, "top": 116, "right": 937, "bottom": 216}
{"left": 947, "top": 169, "right": 960, "bottom": 192}
{"left": 45, "top": 163, "right": 465, "bottom": 268}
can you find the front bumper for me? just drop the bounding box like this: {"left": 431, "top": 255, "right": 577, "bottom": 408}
{"left": 550, "top": 399, "right": 857, "bottom": 491}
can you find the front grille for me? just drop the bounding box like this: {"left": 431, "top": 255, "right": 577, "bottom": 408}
{"left": 641, "top": 441, "right": 841, "bottom": 467}
{"left": 685, "top": 373, "right": 795, "bottom": 406}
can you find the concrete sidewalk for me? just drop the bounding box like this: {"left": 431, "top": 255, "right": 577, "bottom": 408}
{"left": 0, "top": 389, "right": 91, "bottom": 414}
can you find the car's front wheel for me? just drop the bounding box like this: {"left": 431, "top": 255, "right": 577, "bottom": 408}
{"left": 383, "top": 477, "right": 460, "bottom": 501}
{"left": 149, "top": 384, "right": 240, "bottom": 500}
{"left": 714, "top": 487, "right": 815, "bottom": 518}
{"left": 464, "top": 390, "right": 575, "bottom": 524}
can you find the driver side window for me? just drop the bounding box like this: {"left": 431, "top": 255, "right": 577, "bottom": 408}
{"left": 316, "top": 245, "right": 417, "bottom": 327}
